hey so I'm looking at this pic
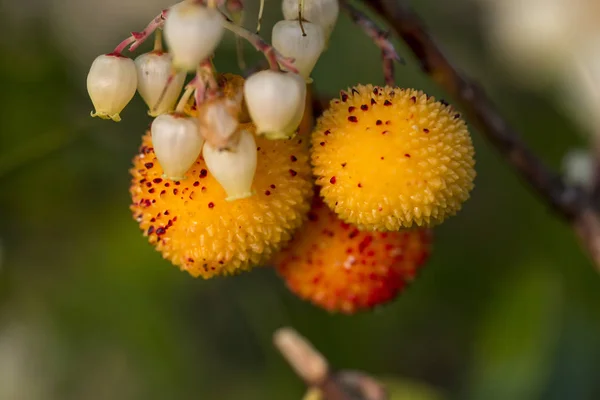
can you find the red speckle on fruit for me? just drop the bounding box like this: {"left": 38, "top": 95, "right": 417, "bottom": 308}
{"left": 272, "top": 197, "right": 432, "bottom": 314}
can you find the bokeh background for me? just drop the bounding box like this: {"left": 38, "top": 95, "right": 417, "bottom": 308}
{"left": 1, "top": 0, "right": 599, "bottom": 399}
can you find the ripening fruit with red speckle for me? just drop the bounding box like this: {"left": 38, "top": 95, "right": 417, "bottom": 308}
{"left": 311, "top": 84, "right": 476, "bottom": 231}
{"left": 87, "top": 53, "right": 137, "bottom": 121}
{"left": 273, "top": 197, "right": 432, "bottom": 314}
{"left": 129, "top": 124, "right": 313, "bottom": 279}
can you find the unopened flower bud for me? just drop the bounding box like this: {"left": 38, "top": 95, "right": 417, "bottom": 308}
{"left": 135, "top": 51, "right": 186, "bottom": 116}
{"left": 203, "top": 129, "right": 257, "bottom": 201}
{"left": 244, "top": 70, "right": 306, "bottom": 139}
{"left": 164, "top": 1, "right": 225, "bottom": 72}
{"left": 282, "top": 0, "right": 339, "bottom": 41}
{"left": 272, "top": 20, "right": 325, "bottom": 82}
{"left": 151, "top": 113, "right": 204, "bottom": 180}
{"left": 87, "top": 54, "right": 137, "bottom": 122}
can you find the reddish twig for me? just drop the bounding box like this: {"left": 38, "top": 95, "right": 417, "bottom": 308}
{"left": 360, "top": 0, "right": 600, "bottom": 270}
{"left": 113, "top": 9, "right": 168, "bottom": 55}
{"left": 222, "top": 19, "right": 299, "bottom": 73}
{"left": 339, "top": 0, "right": 404, "bottom": 86}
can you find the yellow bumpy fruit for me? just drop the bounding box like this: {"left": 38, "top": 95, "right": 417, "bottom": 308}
{"left": 130, "top": 124, "right": 313, "bottom": 278}
{"left": 311, "top": 84, "right": 476, "bottom": 230}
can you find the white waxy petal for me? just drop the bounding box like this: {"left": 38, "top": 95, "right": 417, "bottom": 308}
{"left": 272, "top": 20, "right": 325, "bottom": 82}
{"left": 282, "top": 0, "right": 339, "bottom": 41}
{"left": 164, "top": 2, "right": 225, "bottom": 72}
{"left": 135, "top": 51, "right": 186, "bottom": 116}
{"left": 87, "top": 54, "right": 137, "bottom": 122}
{"left": 203, "top": 129, "right": 257, "bottom": 201}
{"left": 151, "top": 113, "right": 204, "bottom": 180}
{"left": 243, "top": 70, "right": 306, "bottom": 139}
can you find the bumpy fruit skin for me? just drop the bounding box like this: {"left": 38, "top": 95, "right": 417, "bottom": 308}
{"left": 130, "top": 124, "right": 313, "bottom": 279}
{"left": 273, "top": 197, "right": 432, "bottom": 314}
{"left": 311, "top": 84, "right": 476, "bottom": 230}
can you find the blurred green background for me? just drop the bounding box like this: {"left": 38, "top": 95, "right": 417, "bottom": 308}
{"left": 1, "top": 0, "right": 599, "bottom": 399}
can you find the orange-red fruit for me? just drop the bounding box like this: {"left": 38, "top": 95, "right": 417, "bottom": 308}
{"left": 273, "top": 198, "right": 432, "bottom": 314}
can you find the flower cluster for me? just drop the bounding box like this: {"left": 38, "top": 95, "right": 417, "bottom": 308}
{"left": 87, "top": 0, "right": 476, "bottom": 313}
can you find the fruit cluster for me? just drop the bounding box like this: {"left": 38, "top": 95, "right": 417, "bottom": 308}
{"left": 87, "top": 0, "right": 476, "bottom": 314}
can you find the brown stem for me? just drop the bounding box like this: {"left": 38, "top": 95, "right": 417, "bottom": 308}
{"left": 274, "top": 327, "right": 388, "bottom": 400}
{"left": 339, "top": 0, "right": 402, "bottom": 86}
{"left": 222, "top": 19, "right": 299, "bottom": 73}
{"left": 360, "top": 0, "right": 600, "bottom": 270}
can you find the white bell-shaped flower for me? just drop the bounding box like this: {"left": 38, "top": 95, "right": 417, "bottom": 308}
{"left": 272, "top": 20, "right": 325, "bottom": 82}
{"left": 87, "top": 54, "right": 137, "bottom": 122}
{"left": 203, "top": 129, "right": 257, "bottom": 201}
{"left": 151, "top": 113, "right": 204, "bottom": 180}
{"left": 135, "top": 51, "right": 186, "bottom": 116}
{"left": 164, "top": 1, "right": 225, "bottom": 72}
{"left": 282, "top": 0, "right": 339, "bottom": 41}
{"left": 243, "top": 70, "right": 306, "bottom": 139}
